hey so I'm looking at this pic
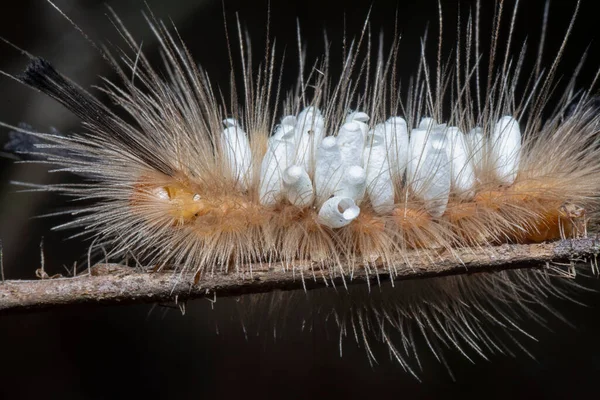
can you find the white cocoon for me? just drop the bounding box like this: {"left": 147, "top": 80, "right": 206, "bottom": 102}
{"left": 283, "top": 165, "right": 314, "bottom": 207}
{"left": 221, "top": 119, "right": 252, "bottom": 189}
{"left": 383, "top": 116, "right": 409, "bottom": 182}
{"left": 409, "top": 124, "right": 451, "bottom": 217}
{"left": 337, "top": 165, "right": 367, "bottom": 202}
{"left": 467, "top": 127, "right": 485, "bottom": 168}
{"left": 272, "top": 116, "right": 297, "bottom": 140}
{"left": 259, "top": 126, "right": 295, "bottom": 206}
{"left": 337, "top": 121, "right": 365, "bottom": 167}
{"left": 281, "top": 115, "right": 297, "bottom": 127}
{"left": 446, "top": 127, "right": 475, "bottom": 197}
{"left": 407, "top": 128, "right": 429, "bottom": 186}
{"left": 416, "top": 131, "right": 451, "bottom": 217}
{"left": 315, "top": 136, "right": 344, "bottom": 204}
{"left": 491, "top": 116, "right": 521, "bottom": 184}
{"left": 418, "top": 117, "right": 437, "bottom": 131}
{"left": 346, "top": 111, "right": 370, "bottom": 137}
{"left": 364, "top": 126, "right": 395, "bottom": 214}
{"left": 317, "top": 196, "right": 361, "bottom": 228}
{"left": 295, "top": 107, "right": 326, "bottom": 171}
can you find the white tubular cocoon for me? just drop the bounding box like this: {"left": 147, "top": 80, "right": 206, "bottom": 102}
{"left": 314, "top": 136, "right": 344, "bottom": 204}
{"left": 272, "top": 115, "right": 297, "bottom": 140}
{"left": 415, "top": 131, "right": 451, "bottom": 217}
{"left": 346, "top": 111, "right": 370, "bottom": 137}
{"left": 491, "top": 116, "right": 521, "bottom": 184}
{"left": 283, "top": 165, "right": 314, "bottom": 207}
{"left": 317, "top": 196, "right": 361, "bottom": 228}
{"left": 337, "top": 165, "right": 367, "bottom": 203}
{"left": 418, "top": 117, "right": 437, "bottom": 131}
{"left": 270, "top": 124, "right": 295, "bottom": 145}
{"left": 446, "top": 127, "right": 476, "bottom": 197}
{"left": 259, "top": 126, "right": 296, "bottom": 206}
{"left": 337, "top": 122, "right": 365, "bottom": 168}
{"left": 467, "top": 127, "right": 485, "bottom": 168}
{"left": 221, "top": 119, "right": 252, "bottom": 189}
{"left": 364, "top": 125, "right": 395, "bottom": 214}
{"left": 223, "top": 118, "right": 237, "bottom": 128}
{"left": 281, "top": 115, "right": 297, "bottom": 127}
{"left": 295, "top": 107, "right": 326, "bottom": 170}
{"left": 407, "top": 128, "right": 429, "bottom": 186}
{"left": 346, "top": 111, "right": 369, "bottom": 122}
{"left": 382, "top": 116, "right": 409, "bottom": 182}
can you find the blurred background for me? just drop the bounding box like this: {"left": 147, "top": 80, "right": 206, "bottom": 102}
{"left": 1, "top": 0, "right": 600, "bottom": 398}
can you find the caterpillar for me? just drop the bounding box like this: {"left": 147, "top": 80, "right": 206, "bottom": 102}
{"left": 1, "top": 0, "right": 600, "bottom": 379}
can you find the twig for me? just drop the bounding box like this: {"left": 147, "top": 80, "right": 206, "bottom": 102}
{"left": 0, "top": 238, "right": 598, "bottom": 314}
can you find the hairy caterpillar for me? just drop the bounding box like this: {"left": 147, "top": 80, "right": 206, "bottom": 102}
{"left": 1, "top": 0, "right": 600, "bottom": 379}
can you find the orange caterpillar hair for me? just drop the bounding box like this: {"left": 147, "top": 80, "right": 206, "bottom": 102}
{"left": 2, "top": 0, "right": 600, "bottom": 376}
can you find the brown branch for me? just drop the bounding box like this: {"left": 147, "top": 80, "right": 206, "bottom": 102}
{"left": 0, "top": 238, "right": 598, "bottom": 314}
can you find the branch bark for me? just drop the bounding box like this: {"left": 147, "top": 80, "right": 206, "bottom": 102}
{"left": 0, "top": 238, "right": 598, "bottom": 314}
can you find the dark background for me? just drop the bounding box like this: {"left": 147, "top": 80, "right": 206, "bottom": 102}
{"left": 1, "top": 0, "right": 600, "bottom": 399}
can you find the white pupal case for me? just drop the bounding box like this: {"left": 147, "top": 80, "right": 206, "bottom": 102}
{"left": 491, "top": 116, "right": 521, "bottom": 184}
{"left": 345, "top": 111, "right": 370, "bottom": 137}
{"left": 466, "top": 127, "right": 485, "bottom": 169}
{"left": 445, "top": 127, "right": 476, "bottom": 198}
{"left": 282, "top": 165, "right": 314, "bottom": 207}
{"left": 407, "top": 118, "right": 439, "bottom": 186}
{"left": 314, "top": 136, "right": 344, "bottom": 204}
{"left": 409, "top": 120, "right": 451, "bottom": 217}
{"left": 221, "top": 118, "right": 252, "bottom": 189}
{"left": 407, "top": 127, "right": 428, "bottom": 187}
{"left": 364, "top": 124, "right": 395, "bottom": 214}
{"left": 337, "top": 165, "right": 367, "bottom": 203}
{"left": 418, "top": 117, "right": 437, "bottom": 131}
{"left": 337, "top": 121, "right": 365, "bottom": 168}
{"left": 419, "top": 130, "right": 451, "bottom": 217}
{"left": 259, "top": 124, "right": 295, "bottom": 206}
{"left": 382, "top": 116, "right": 409, "bottom": 183}
{"left": 317, "top": 196, "right": 361, "bottom": 228}
{"left": 294, "top": 107, "right": 326, "bottom": 171}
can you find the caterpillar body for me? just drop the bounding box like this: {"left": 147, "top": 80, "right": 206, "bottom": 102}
{"left": 2, "top": 0, "right": 600, "bottom": 377}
